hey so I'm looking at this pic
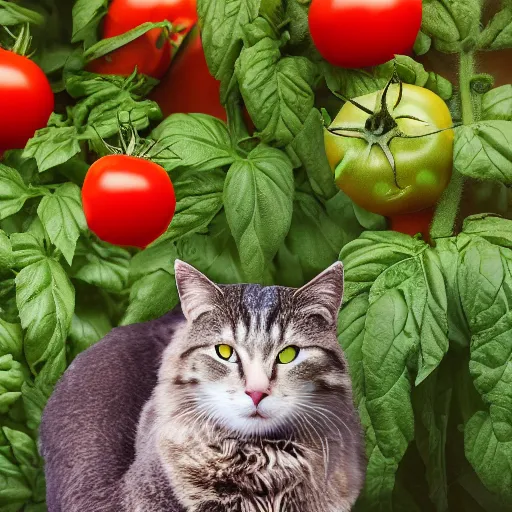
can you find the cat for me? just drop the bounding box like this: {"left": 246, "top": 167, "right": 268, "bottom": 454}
{"left": 40, "top": 260, "right": 366, "bottom": 512}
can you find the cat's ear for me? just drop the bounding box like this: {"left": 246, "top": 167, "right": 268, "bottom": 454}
{"left": 293, "top": 261, "right": 344, "bottom": 325}
{"left": 174, "top": 260, "right": 224, "bottom": 322}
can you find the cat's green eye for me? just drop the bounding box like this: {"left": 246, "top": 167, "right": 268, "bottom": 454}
{"left": 215, "top": 344, "right": 234, "bottom": 361}
{"left": 277, "top": 346, "right": 299, "bottom": 364}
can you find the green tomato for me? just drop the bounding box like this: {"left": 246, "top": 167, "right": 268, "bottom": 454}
{"left": 324, "top": 84, "right": 454, "bottom": 216}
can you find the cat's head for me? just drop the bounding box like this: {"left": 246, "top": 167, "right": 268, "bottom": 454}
{"left": 159, "top": 260, "right": 353, "bottom": 440}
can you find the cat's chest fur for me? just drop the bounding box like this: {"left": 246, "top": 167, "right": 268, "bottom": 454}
{"left": 160, "top": 435, "right": 328, "bottom": 512}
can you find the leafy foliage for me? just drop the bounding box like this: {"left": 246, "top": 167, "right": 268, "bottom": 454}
{"left": 0, "top": 0, "right": 511, "bottom": 511}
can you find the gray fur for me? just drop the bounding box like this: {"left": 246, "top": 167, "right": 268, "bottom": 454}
{"left": 41, "top": 261, "right": 366, "bottom": 511}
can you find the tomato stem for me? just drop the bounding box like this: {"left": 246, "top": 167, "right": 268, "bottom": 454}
{"left": 430, "top": 51, "right": 475, "bottom": 240}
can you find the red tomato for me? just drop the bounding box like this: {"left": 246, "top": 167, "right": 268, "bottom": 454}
{"left": 82, "top": 155, "right": 176, "bottom": 248}
{"left": 0, "top": 49, "right": 54, "bottom": 152}
{"left": 308, "top": 0, "right": 422, "bottom": 68}
{"left": 150, "top": 26, "right": 227, "bottom": 120}
{"left": 88, "top": 0, "right": 197, "bottom": 79}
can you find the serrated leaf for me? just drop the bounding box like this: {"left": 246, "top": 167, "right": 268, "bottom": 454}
{"left": 224, "top": 145, "right": 294, "bottom": 281}
{"left": 15, "top": 258, "right": 74, "bottom": 377}
{"left": 198, "top": 0, "right": 260, "bottom": 102}
{"left": 120, "top": 270, "right": 178, "bottom": 325}
{"left": 72, "top": 239, "right": 130, "bottom": 292}
{"left": 149, "top": 114, "right": 236, "bottom": 172}
{"left": 0, "top": 164, "right": 44, "bottom": 221}
{"left": 236, "top": 37, "right": 316, "bottom": 146}
{"left": 37, "top": 183, "right": 87, "bottom": 265}
{"left": 454, "top": 121, "right": 512, "bottom": 184}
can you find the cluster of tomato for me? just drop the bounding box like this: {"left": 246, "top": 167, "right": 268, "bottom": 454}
{"left": 1, "top": 0, "right": 451, "bottom": 248}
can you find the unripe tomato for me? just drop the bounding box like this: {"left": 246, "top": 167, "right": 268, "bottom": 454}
{"left": 324, "top": 84, "right": 454, "bottom": 216}
{"left": 82, "top": 155, "right": 176, "bottom": 248}
{"left": 308, "top": 0, "right": 422, "bottom": 68}
{"left": 0, "top": 49, "right": 54, "bottom": 152}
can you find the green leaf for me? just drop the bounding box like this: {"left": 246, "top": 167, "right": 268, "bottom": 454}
{"left": 224, "top": 145, "right": 294, "bottom": 281}
{"left": 352, "top": 203, "right": 387, "bottom": 231}
{"left": 129, "top": 240, "right": 177, "bottom": 282}
{"left": 68, "top": 302, "right": 112, "bottom": 360}
{"left": 72, "top": 0, "right": 108, "bottom": 46}
{"left": 0, "top": 164, "right": 44, "bottom": 221}
{"left": 0, "top": 1, "right": 44, "bottom": 26}
{"left": 121, "top": 270, "right": 179, "bottom": 325}
{"left": 23, "top": 126, "right": 83, "bottom": 174}
{"left": 479, "top": 7, "right": 512, "bottom": 50}
{"left": 339, "top": 233, "right": 449, "bottom": 508}
{"left": 15, "top": 258, "right": 74, "bottom": 377}
{"left": 83, "top": 21, "right": 173, "bottom": 62}
{"left": 10, "top": 233, "right": 47, "bottom": 269}
{"left": 454, "top": 121, "right": 512, "bottom": 184}
{"left": 337, "top": 293, "right": 368, "bottom": 406}
{"left": 283, "top": 192, "right": 347, "bottom": 282}
{"left": 287, "top": 108, "right": 338, "bottom": 200}
{"left": 176, "top": 211, "right": 248, "bottom": 285}
{"left": 149, "top": 114, "right": 235, "bottom": 172}
{"left": 0, "top": 230, "right": 13, "bottom": 270}
{"left": 422, "top": 0, "right": 482, "bottom": 52}
{"left": 34, "top": 44, "right": 75, "bottom": 76}
{"left": 0, "top": 319, "right": 22, "bottom": 360}
{"left": 72, "top": 239, "right": 130, "bottom": 293}
{"left": 482, "top": 85, "right": 512, "bottom": 121}
{"left": 67, "top": 71, "right": 162, "bottom": 139}
{"left": 414, "top": 31, "right": 432, "bottom": 55}
{"left": 412, "top": 364, "right": 452, "bottom": 512}
{"left": 465, "top": 411, "right": 512, "bottom": 505}
{"left": 435, "top": 238, "right": 471, "bottom": 348}
{"left": 236, "top": 37, "right": 317, "bottom": 146}
{"left": 462, "top": 214, "right": 512, "bottom": 249}
{"left": 153, "top": 169, "right": 225, "bottom": 245}
{"left": 0, "top": 355, "right": 25, "bottom": 414}
{"left": 197, "top": 0, "right": 260, "bottom": 102}
{"left": 37, "top": 183, "right": 87, "bottom": 265}
{"left": 0, "top": 430, "right": 32, "bottom": 510}
{"left": 340, "top": 231, "right": 427, "bottom": 303}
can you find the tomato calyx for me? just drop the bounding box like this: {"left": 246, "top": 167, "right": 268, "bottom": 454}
{"left": 95, "top": 110, "right": 157, "bottom": 161}
{"left": 326, "top": 66, "right": 458, "bottom": 189}
{"left": 2, "top": 23, "right": 34, "bottom": 57}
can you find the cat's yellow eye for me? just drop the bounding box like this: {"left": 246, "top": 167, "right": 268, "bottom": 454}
{"left": 215, "top": 344, "right": 234, "bottom": 361}
{"left": 277, "top": 346, "right": 299, "bottom": 364}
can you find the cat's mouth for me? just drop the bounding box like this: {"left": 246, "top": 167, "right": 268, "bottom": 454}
{"left": 249, "top": 410, "right": 269, "bottom": 420}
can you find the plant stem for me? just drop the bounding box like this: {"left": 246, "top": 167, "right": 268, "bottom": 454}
{"left": 430, "top": 51, "right": 475, "bottom": 240}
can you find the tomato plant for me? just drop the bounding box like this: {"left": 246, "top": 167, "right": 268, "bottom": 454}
{"left": 308, "top": 0, "right": 422, "bottom": 68}
{"left": 82, "top": 155, "right": 176, "bottom": 248}
{"left": 0, "top": 48, "right": 54, "bottom": 152}
{"left": 88, "top": 0, "right": 197, "bottom": 79}
{"left": 324, "top": 81, "right": 454, "bottom": 216}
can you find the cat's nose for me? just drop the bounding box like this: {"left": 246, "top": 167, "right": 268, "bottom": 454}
{"left": 245, "top": 391, "right": 268, "bottom": 407}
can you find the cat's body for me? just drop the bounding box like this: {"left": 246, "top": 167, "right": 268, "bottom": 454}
{"left": 41, "top": 261, "right": 366, "bottom": 512}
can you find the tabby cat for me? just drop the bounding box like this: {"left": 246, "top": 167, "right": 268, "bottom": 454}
{"left": 41, "top": 260, "right": 366, "bottom": 512}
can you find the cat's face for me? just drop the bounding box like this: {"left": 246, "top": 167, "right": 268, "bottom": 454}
{"left": 162, "top": 261, "right": 352, "bottom": 440}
